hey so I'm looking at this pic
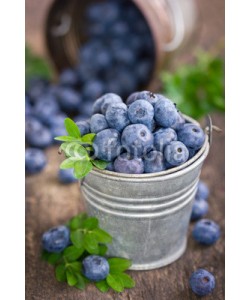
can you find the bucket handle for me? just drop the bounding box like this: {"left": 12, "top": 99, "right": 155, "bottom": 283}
{"left": 205, "top": 115, "right": 222, "bottom": 145}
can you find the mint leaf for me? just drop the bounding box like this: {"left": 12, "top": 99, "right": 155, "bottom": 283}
{"left": 60, "top": 158, "right": 76, "bottom": 169}
{"left": 62, "top": 142, "right": 89, "bottom": 159}
{"left": 63, "top": 246, "right": 84, "bottom": 261}
{"left": 69, "top": 261, "right": 82, "bottom": 273}
{"left": 74, "top": 273, "right": 86, "bottom": 290}
{"left": 95, "top": 280, "right": 110, "bottom": 292}
{"left": 65, "top": 118, "right": 81, "bottom": 138}
{"left": 47, "top": 252, "right": 62, "bottom": 265}
{"left": 83, "top": 233, "right": 99, "bottom": 254}
{"left": 91, "top": 160, "right": 109, "bottom": 170}
{"left": 82, "top": 217, "right": 99, "bottom": 230}
{"left": 54, "top": 136, "right": 80, "bottom": 142}
{"left": 108, "top": 258, "right": 132, "bottom": 273}
{"left": 81, "top": 133, "right": 96, "bottom": 144}
{"left": 69, "top": 213, "right": 88, "bottom": 230}
{"left": 106, "top": 274, "right": 124, "bottom": 292}
{"left": 118, "top": 273, "right": 135, "bottom": 288}
{"left": 70, "top": 230, "right": 85, "bottom": 249}
{"left": 74, "top": 160, "right": 93, "bottom": 179}
{"left": 92, "top": 228, "right": 112, "bottom": 243}
{"left": 55, "top": 264, "right": 66, "bottom": 282}
{"left": 66, "top": 269, "right": 78, "bottom": 286}
{"left": 98, "top": 244, "right": 108, "bottom": 256}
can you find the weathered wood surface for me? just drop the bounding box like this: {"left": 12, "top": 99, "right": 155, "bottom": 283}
{"left": 26, "top": 114, "right": 225, "bottom": 300}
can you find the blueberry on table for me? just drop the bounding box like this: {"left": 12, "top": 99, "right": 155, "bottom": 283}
{"left": 82, "top": 255, "right": 110, "bottom": 282}
{"left": 26, "top": 126, "right": 53, "bottom": 149}
{"left": 154, "top": 97, "right": 179, "bottom": 128}
{"left": 42, "top": 225, "right": 70, "bottom": 253}
{"left": 178, "top": 124, "right": 205, "bottom": 150}
{"left": 164, "top": 141, "right": 189, "bottom": 166}
{"left": 58, "top": 169, "right": 77, "bottom": 184}
{"left": 128, "top": 100, "right": 154, "bottom": 129}
{"left": 196, "top": 180, "right": 210, "bottom": 200}
{"left": 99, "top": 93, "right": 123, "bottom": 114}
{"left": 153, "top": 128, "right": 177, "bottom": 152}
{"left": 76, "top": 120, "right": 90, "bottom": 136}
{"left": 25, "top": 148, "right": 47, "bottom": 174}
{"left": 192, "top": 219, "right": 220, "bottom": 245}
{"left": 93, "top": 128, "right": 121, "bottom": 161}
{"left": 121, "top": 124, "right": 154, "bottom": 157}
{"left": 191, "top": 198, "right": 209, "bottom": 221}
{"left": 189, "top": 269, "right": 215, "bottom": 296}
{"left": 144, "top": 151, "right": 166, "bottom": 173}
{"left": 90, "top": 114, "right": 109, "bottom": 134}
{"left": 106, "top": 102, "right": 130, "bottom": 132}
{"left": 114, "top": 153, "right": 144, "bottom": 174}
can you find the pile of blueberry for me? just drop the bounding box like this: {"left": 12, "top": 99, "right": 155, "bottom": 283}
{"left": 84, "top": 91, "right": 206, "bottom": 174}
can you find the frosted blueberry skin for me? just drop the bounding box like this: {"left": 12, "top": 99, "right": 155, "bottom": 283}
{"left": 191, "top": 198, "right": 209, "bottom": 221}
{"left": 42, "top": 225, "right": 70, "bottom": 253}
{"left": 154, "top": 97, "right": 179, "bottom": 128}
{"left": 59, "top": 68, "right": 79, "bottom": 87}
{"left": 135, "top": 90, "right": 158, "bottom": 106}
{"left": 187, "top": 147, "right": 197, "bottom": 159}
{"left": 128, "top": 100, "right": 154, "bottom": 129}
{"left": 189, "top": 269, "right": 215, "bottom": 296}
{"left": 92, "top": 96, "right": 105, "bottom": 114}
{"left": 25, "top": 148, "right": 47, "bottom": 174}
{"left": 126, "top": 92, "right": 140, "bottom": 106}
{"left": 99, "top": 93, "right": 123, "bottom": 114}
{"left": 93, "top": 129, "right": 121, "bottom": 161}
{"left": 164, "top": 141, "right": 189, "bottom": 166}
{"left": 26, "top": 126, "right": 53, "bottom": 149}
{"left": 82, "top": 255, "right": 110, "bottom": 282}
{"left": 171, "top": 112, "right": 186, "bottom": 131}
{"left": 114, "top": 153, "right": 144, "bottom": 174}
{"left": 121, "top": 124, "right": 154, "bottom": 157}
{"left": 90, "top": 114, "right": 109, "bottom": 133}
{"left": 58, "top": 169, "right": 77, "bottom": 184}
{"left": 192, "top": 219, "right": 220, "bottom": 245}
{"left": 196, "top": 180, "right": 209, "bottom": 200}
{"left": 178, "top": 124, "right": 205, "bottom": 150}
{"left": 144, "top": 151, "right": 166, "bottom": 173}
{"left": 153, "top": 128, "right": 177, "bottom": 152}
{"left": 105, "top": 102, "right": 130, "bottom": 132}
{"left": 76, "top": 120, "right": 90, "bottom": 136}
{"left": 57, "top": 88, "right": 82, "bottom": 112}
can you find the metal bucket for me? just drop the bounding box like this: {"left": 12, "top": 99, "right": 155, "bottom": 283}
{"left": 80, "top": 117, "right": 210, "bottom": 270}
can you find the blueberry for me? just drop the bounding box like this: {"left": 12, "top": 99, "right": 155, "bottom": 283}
{"left": 192, "top": 219, "right": 220, "bottom": 245}
{"left": 110, "top": 20, "right": 129, "bottom": 36}
{"left": 58, "top": 169, "right": 77, "bottom": 184}
{"left": 57, "top": 88, "right": 82, "bottom": 112}
{"left": 25, "top": 116, "right": 43, "bottom": 137}
{"left": 82, "top": 255, "right": 110, "bottom": 282}
{"left": 105, "top": 161, "right": 115, "bottom": 171}
{"left": 25, "top": 148, "right": 47, "bottom": 174}
{"left": 189, "top": 269, "right": 215, "bottom": 296}
{"left": 25, "top": 96, "right": 33, "bottom": 116}
{"left": 74, "top": 115, "right": 88, "bottom": 123}
{"left": 188, "top": 147, "right": 197, "bottom": 159}
{"left": 93, "top": 97, "right": 105, "bottom": 114}
{"left": 144, "top": 151, "right": 166, "bottom": 173}
{"left": 42, "top": 225, "right": 70, "bottom": 253}
{"left": 93, "top": 129, "right": 121, "bottom": 161}
{"left": 196, "top": 180, "right": 209, "bottom": 200}
{"left": 121, "top": 124, "right": 154, "bottom": 157}
{"left": 26, "top": 126, "right": 53, "bottom": 149}
{"left": 82, "top": 80, "right": 105, "bottom": 100}
{"left": 191, "top": 199, "right": 209, "bottom": 221}
{"left": 178, "top": 124, "right": 205, "bottom": 150}
{"left": 27, "top": 77, "right": 48, "bottom": 103}
{"left": 33, "top": 94, "right": 60, "bottom": 124}
{"left": 76, "top": 120, "right": 90, "bottom": 136}
{"left": 105, "top": 102, "right": 130, "bottom": 131}
{"left": 136, "top": 62, "right": 152, "bottom": 84}
{"left": 171, "top": 113, "right": 185, "bottom": 131}
{"left": 154, "top": 97, "right": 178, "bottom": 128}
{"left": 90, "top": 114, "right": 109, "bottom": 133}
{"left": 113, "top": 46, "right": 136, "bottom": 66}
{"left": 80, "top": 101, "right": 94, "bottom": 118}
{"left": 59, "top": 68, "right": 79, "bottom": 87}
{"left": 51, "top": 125, "right": 67, "bottom": 141}
{"left": 126, "top": 92, "right": 140, "bottom": 106}
{"left": 128, "top": 100, "right": 154, "bottom": 129}
{"left": 153, "top": 128, "right": 177, "bottom": 152}
{"left": 46, "top": 112, "right": 67, "bottom": 128}
{"left": 135, "top": 91, "right": 158, "bottom": 106}
{"left": 100, "top": 93, "right": 123, "bottom": 114}
{"left": 114, "top": 153, "right": 144, "bottom": 174}
{"left": 164, "top": 141, "right": 189, "bottom": 166}
{"left": 93, "top": 49, "right": 113, "bottom": 71}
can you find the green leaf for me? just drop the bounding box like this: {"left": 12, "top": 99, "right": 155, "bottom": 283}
{"left": 64, "top": 118, "right": 81, "bottom": 138}
{"left": 68, "top": 262, "right": 82, "bottom": 273}
{"left": 69, "top": 213, "right": 88, "bottom": 230}
{"left": 60, "top": 158, "right": 76, "bottom": 169}
{"left": 91, "top": 160, "right": 109, "bottom": 170}
{"left": 95, "top": 280, "right": 110, "bottom": 293}
{"left": 70, "top": 230, "right": 85, "bottom": 249}
{"left": 41, "top": 250, "right": 50, "bottom": 261}
{"left": 63, "top": 246, "right": 84, "bottom": 261}
{"left": 74, "top": 160, "right": 93, "bottom": 179}
{"left": 92, "top": 228, "right": 112, "bottom": 243}
{"left": 106, "top": 274, "right": 124, "bottom": 292}
{"left": 55, "top": 264, "right": 66, "bottom": 282}
{"left": 118, "top": 273, "right": 135, "bottom": 288}
{"left": 47, "top": 252, "right": 62, "bottom": 265}
{"left": 74, "top": 273, "right": 86, "bottom": 290}
{"left": 83, "top": 233, "right": 99, "bottom": 254}
{"left": 54, "top": 136, "right": 80, "bottom": 142}
{"left": 98, "top": 244, "right": 108, "bottom": 256}
{"left": 66, "top": 269, "right": 78, "bottom": 286}
{"left": 108, "top": 258, "right": 132, "bottom": 273}
{"left": 61, "top": 142, "right": 89, "bottom": 159}
{"left": 82, "top": 217, "right": 99, "bottom": 230}
{"left": 81, "top": 133, "right": 96, "bottom": 144}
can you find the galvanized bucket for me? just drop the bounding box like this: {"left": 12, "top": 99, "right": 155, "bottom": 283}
{"left": 80, "top": 116, "right": 211, "bottom": 270}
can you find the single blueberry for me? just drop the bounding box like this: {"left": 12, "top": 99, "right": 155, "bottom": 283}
{"left": 153, "top": 128, "right": 177, "bottom": 152}
{"left": 76, "top": 120, "right": 90, "bottom": 136}
{"left": 196, "top": 180, "right": 209, "bottom": 200}
{"left": 164, "top": 141, "right": 189, "bottom": 166}
{"left": 171, "top": 113, "right": 185, "bottom": 131}
{"left": 82, "top": 80, "right": 105, "bottom": 100}
{"left": 82, "top": 255, "right": 110, "bottom": 282}
{"left": 154, "top": 97, "right": 179, "bottom": 128}
{"left": 144, "top": 151, "right": 166, "bottom": 173}
{"left": 42, "top": 225, "right": 70, "bottom": 253}
{"left": 105, "top": 102, "right": 130, "bottom": 132}
{"left": 135, "top": 91, "right": 158, "bottom": 106}
{"left": 189, "top": 269, "right": 215, "bottom": 296}
{"left": 46, "top": 112, "right": 67, "bottom": 128}
{"left": 100, "top": 93, "right": 123, "bottom": 114}
{"left": 90, "top": 114, "right": 109, "bottom": 133}
{"left": 92, "top": 97, "right": 105, "bottom": 114}
{"left": 188, "top": 147, "right": 197, "bottom": 159}
{"left": 121, "top": 124, "right": 154, "bottom": 157}
{"left": 59, "top": 68, "right": 79, "bottom": 87}
{"left": 93, "top": 129, "right": 121, "bottom": 161}
{"left": 114, "top": 153, "right": 144, "bottom": 174}
{"left": 25, "top": 116, "right": 43, "bottom": 137}
{"left": 126, "top": 92, "right": 140, "bottom": 106}
{"left": 26, "top": 126, "right": 53, "bottom": 149}
{"left": 27, "top": 77, "right": 49, "bottom": 103}
{"left": 58, "top": 169, "right": 77, "bottom": 184}
{"left": 128, "top": 100, "right": 154, "bottom": 129}
{"left": 105, "top": 161, "right": 115, "bottom": 171}
{"left": 178, "top": 124, "right": 205, "bottom": 150}
{"left": 191, "top": 198, "right": 209, "bottom": 221}
{"left": 192, "top": 219, "right": 220, "bottom": 245}
{"left": 33, "top": 94, "right": 60, "bottom": 124}
{"left": 25, "top": 148, "right": 47, "bottom": 174}
{"left": 57, "top": 88, "right": 82, "bottom": 112}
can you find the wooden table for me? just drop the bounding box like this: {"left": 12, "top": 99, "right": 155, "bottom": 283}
{"left": 26, "top": 114, "right": 224, "bottom": 300}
